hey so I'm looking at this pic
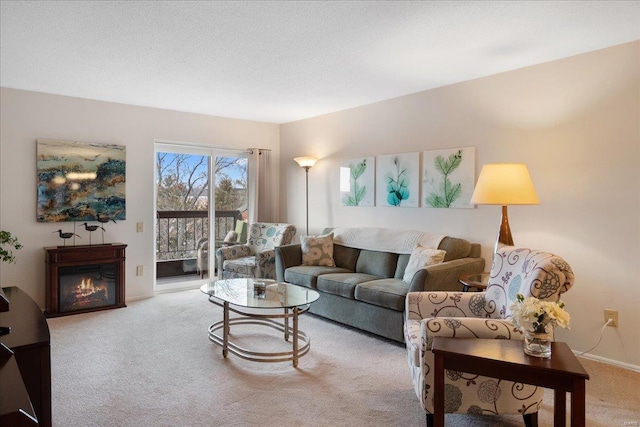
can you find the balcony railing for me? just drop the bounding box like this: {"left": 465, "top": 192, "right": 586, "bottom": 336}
{"left": 156, "top": 209, "right": 242, "bottom": 278}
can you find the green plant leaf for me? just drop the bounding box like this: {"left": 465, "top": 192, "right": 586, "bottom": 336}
{"left": 426, "top": 194, "right": 446, "bottom": 208}
{"left": 0, "top": 230, "right": 22, "bottom": 264}
{"left": 446, "top": 183, "right": 462, "bottom": 205}
{"left": 344, "top": 195, "right": 357, "bottom": 206}
{"left": 398, "top": 187, "right": 409, "bottom": 200}
{"left": 434, "top": 155, "right": 447, "bottom": 175}
{"left": 351, "top": 159, "right": 367, "bottom": 180}
{"left": 387, "top": 192, "right": 400, "bottom": 206}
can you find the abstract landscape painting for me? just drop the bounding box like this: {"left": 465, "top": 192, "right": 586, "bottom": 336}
{"left": 37, "top": 139, "right": 126, "bottom": 222}
{"left": 340, "top": 156, "right": 375, "bottom": 206}
{"left": 376, "top": 153, "right": 419, "bottom": 207}
{"left": 422, "top": 147, "right": 475, "bottom": 209}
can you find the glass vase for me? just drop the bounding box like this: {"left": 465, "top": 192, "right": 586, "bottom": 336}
{"left": 523, "top": 329, "right": 552, "bottom": 358}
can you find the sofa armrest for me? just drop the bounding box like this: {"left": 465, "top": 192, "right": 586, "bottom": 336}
{"left": 420, "top": 257, "right": 486, "bottom": 292}
{"left": 275, "top": 244, "right": 303, "bottom": 282}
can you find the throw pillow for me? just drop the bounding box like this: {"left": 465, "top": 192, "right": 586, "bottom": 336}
{"left": 403, "top": 245, "right": 446, "bottom": 283}
{"left": 223, "top": 230, "right": 238, "bottom": 243}
{"left": 301, "top": 232, "right": 336, "bottom": 267}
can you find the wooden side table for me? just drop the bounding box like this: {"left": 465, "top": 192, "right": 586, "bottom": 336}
{"left": 458, "top": 272, "right": 490, "bottom": 292}
{"left": 432, "top": 337, "right": 589, "bottom": 427}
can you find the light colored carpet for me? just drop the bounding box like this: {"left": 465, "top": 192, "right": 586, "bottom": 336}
{"left": 47, "top": 289, "right": 639, "bottom": 427}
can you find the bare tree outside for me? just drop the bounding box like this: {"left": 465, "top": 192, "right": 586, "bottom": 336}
{"left": 156, "top": 152, "right": 247, "bottom": 263}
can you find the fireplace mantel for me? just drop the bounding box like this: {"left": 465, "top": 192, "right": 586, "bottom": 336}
{"left": 44, "top": 243, "right": 127, "bottom": 317}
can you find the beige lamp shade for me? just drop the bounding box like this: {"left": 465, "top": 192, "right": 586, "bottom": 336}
{"left": 470, "top": 164, "right": 539, "bottom": 205}
{"left": 471, "top": 163, "right": 539, "bottom": 252}
{"left": 294, "top": 156, "right": 318, "bottom": 169}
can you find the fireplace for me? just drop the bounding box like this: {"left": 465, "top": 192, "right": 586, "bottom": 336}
{"left": 45, "top": 243, "right": 127, "bottom": 317}
{"left": 58, "top": 263, "right": 117, "bottom": 313}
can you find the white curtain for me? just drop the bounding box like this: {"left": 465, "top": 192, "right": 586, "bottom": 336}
{"left": 247, "top": 148, "right": 272, "bottom": 223}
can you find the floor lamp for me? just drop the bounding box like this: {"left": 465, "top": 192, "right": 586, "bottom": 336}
{"left": 470, "top": 163, "right": 539, "bottom": 253}
{"left": 294, "top": 156, "right": 317, "bottom": 235}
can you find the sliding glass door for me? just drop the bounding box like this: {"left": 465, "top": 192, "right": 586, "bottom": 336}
{"left": 154, "top": 142, "right": 247, "bottom": 290}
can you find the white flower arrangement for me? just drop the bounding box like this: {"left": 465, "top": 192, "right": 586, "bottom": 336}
{"left": 509, "top": 293, "right": 570, "bottom": 334}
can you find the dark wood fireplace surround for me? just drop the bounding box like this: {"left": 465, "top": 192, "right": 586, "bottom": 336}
{"left": 44, "top": 243, "right": 127, "bottom": 318}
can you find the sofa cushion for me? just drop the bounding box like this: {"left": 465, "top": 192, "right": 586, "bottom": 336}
{"left": 301, "top": 232, "right": 336, "bottom": 267}
{"left": 284, "top": 265, "right": 350, "bottom": 289}
{"left": 317, "top": 273, "right": 382, "bottom": 298}
{"left": 333, "top": 244, "right": 360, "bottom": 271}
{"left": 356, "top": 250, "right": 398, "bottom": 278}
{"left": 354, "top": 278, "right": 410, "bottom": 311}
{"left": 438, "top": 236, "right": 471, "bottom": 261}
{"left": 402, "top": 245, "right": 447, "bottom": 283}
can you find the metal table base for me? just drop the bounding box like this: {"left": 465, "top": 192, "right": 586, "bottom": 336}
{"left": 207, "top": 297, "right": 311, "bottom": 367}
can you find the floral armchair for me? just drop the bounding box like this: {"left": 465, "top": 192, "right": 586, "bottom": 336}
{"left": 216, "top": 222, "right": 296, "bottom": 280}
{"left": 404, "top": 246, "right": 574, "bottom": 427}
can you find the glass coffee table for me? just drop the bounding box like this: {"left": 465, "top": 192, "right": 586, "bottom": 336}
{"left": 200, "top": 278, "right": 320, "bottom": 367}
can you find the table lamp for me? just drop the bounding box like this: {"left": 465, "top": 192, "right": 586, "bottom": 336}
{"left": 294, "top": 156, "right": 318, "bottom": 235}
{"left": 470, "top": 163, "right": 539, "bottom": 252}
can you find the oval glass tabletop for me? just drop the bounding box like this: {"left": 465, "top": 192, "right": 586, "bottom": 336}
{"left": 200, "top": 278, "right": 319, "bottom": 309}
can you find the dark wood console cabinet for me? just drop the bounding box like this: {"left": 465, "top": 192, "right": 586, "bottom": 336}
{"left": 0, "top": 287, "right": 51, "bottom": 426}
{"left": 44, "top": 243, "right": 127, "bottom": 318}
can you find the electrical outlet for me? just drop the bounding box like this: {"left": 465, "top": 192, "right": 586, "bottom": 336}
{"left": 604, "top": 309, "right": 618, "bottom": 327}
{"left": 136, "top": 265, "right": 143, "bottom": 276}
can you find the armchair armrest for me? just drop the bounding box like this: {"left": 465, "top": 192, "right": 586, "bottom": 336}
{"left": 217, "top": 244, "right": 253, "bottom": 260}
{"left": 422, "top": 317, "right": 519, "bottom": 341}
{"left": 405, "top": 317, "right": 518, "bottom": 368}
{"left": 216, "top": 244, "right": 252, "bottom": 273}
{"left": 406, "top": 291, "right": 491, "bottom": 321}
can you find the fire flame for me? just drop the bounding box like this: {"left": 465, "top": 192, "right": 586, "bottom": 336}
{"left": 75, "top": 277, "right": 109, "bottom": 299}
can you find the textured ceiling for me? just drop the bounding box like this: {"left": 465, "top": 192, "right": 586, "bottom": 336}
{"left": 1, "top": 1, "right": 639, "bottom": 124}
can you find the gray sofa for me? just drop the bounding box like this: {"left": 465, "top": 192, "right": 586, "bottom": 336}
{"left": 275, "top": 227, "right": 485, "bottom": 342}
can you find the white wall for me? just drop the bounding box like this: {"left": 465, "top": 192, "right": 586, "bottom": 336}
{"left": 279, "top": 42, "right": 640, "bottom": 368}
{"left": 0, "top": 88, "right": 280, "bottom": 303}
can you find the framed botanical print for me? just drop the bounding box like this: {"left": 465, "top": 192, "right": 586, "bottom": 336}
{"left": 422, "top": 147, "right": 475, "bottom": 209}
{"left": 376, "top": 152, "right": 419, "bottom": 207}
{"left": 340, "top": 156, "right": 375, "bottom": 206}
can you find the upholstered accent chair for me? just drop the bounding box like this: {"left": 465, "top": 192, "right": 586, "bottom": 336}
{"left": 196, "top": 220, "right": 248, "bottom": 278}
{"left": 404, "top": 246, "right": 574, "bottom": 427}
{"left": 216, "top": 222, "right": 296, "bottom": 280}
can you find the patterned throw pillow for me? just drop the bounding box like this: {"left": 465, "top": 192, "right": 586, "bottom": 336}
{"left": 403, "top": 245, "right": 446, "bottom": 283}
{"left": 301, "top": 233, "right": 336, "bottom": 267}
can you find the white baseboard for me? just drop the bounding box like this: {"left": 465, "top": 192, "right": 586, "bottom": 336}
{"left": 575, "top": 351, "right": 640, "bottom": 373}
{"left": 125, "top": 294, "right": 154, "bottom": 302}
{"left": 154, "top": 283, "right": 203, "bottom": 294}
